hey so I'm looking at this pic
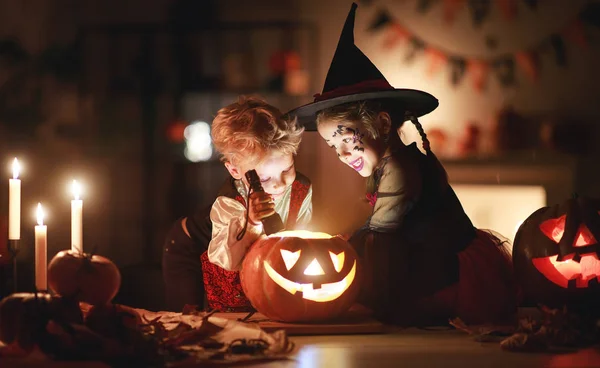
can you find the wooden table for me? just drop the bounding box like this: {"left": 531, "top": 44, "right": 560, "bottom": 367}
{"left": 3, "top": 329, "right": 599, "bottom": 368}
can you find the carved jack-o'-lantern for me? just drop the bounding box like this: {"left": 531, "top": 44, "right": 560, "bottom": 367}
{"left": 513, "top": 196, "right": 600, "bottom": 312}
{"left": 240, "top": 230, "right": 360, "bottom": 322}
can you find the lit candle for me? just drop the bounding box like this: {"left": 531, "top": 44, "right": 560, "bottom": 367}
{"left": 71, "top": 180, "right": 83, "bottom": 253}
{"left": 9, "top": 158, "right": 21, "bottom": 240}
{"left": 35, "top": 203, "right": 47, "bottom": 291}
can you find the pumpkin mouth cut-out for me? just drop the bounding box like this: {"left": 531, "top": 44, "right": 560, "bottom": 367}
{"left": 264, "top": 259, "right": 357, "bottom": 302}
{"left": 532, "top": 254, "right": 600, "bottom": 288}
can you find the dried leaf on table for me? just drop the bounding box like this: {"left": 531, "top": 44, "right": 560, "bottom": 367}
{"left": 516, "top": 316, "right": 539, "bottom": 334}
{"left": 500, "top": 332, "right": 548, "bottom": 352}
{"left": 42, "top": 320, "right": 133, "bottom": 361}
{"left": 449, "top": 317, "right": 515, "bottom": 342}
{"left": 166, "top": 322, "right": 193, "bottom": 339}
{"left": 162, "top": 320, "right": 223, "bottom": 348}
{"left": 1, "top": 304, "right": 295, "bottom": 366}
{"left": 131, "top": 308, "right": 295, "bottom": 365}
{"left": 140, "top": 315, "right": 170, "bottom": 341}
{"left": 182, "top": 304, "right": 201, "bottom": 315}
{"left": 500, "top": 305, "right": 600, "bottom": 353}
{"left": 448, "top": 317, "right": 472, "bottom": 334}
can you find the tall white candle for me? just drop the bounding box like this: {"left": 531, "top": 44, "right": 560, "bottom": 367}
{"left": 8, "top": 158, "right": 21, "bottom": 240}
{"left": 35, "top": 203, "right": 47, "bottom": 291}
{"left": 71, "top": 180, "right": 83, "bottom": 253}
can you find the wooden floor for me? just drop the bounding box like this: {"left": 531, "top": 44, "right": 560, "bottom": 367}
{"left": 275, "top": 329, "right": 600, "bottom": 368}
{"left": 2, "top": 305, "right": 599, "bottom": 367}
{"left": 2, "top": 328, "right": 599, "bottom": 367}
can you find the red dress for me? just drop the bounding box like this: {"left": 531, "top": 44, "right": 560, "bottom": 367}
{"left": 352, "top": 143, "right": 518, "bottom": 325}
{"left": 200, "top": 179, "right": 310, "bottom": 312}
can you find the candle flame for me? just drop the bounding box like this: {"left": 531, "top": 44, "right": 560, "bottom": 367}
{"left": 12, "top": 158, "right": 19, "bottom": 179}
{"left": 71, "top": 180, "right": 81, "bottom": 200}
{"left": 36, "top": 203, "right": 44, "bottom": 226}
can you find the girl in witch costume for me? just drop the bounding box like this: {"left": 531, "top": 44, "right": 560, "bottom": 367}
{"left": 287, "top": 3, "right": 518, "bottom": 325}
{"left": 162, "top": 96, "right": 313, "bottom": 312}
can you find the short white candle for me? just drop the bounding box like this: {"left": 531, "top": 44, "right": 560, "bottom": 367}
{"left": 8, "top": 158, "right": 21, "bottom": 240}
{"left": 71, "top": 180, "right": 83, "bottom": 253}
{"left": 35, "top": 203, "right": 47, "bottom": 291}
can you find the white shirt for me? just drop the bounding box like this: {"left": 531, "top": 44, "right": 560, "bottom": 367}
{"left": 207, "top": 179, "right": 312, "bottom": 271}
{"left": 369, "top": 154, "right": 421, "bottom": 231}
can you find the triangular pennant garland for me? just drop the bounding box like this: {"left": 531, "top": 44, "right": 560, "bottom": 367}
{"left": 449, "top": 57, "right": 467, "bottom": 85}
{"left": 367, "top": 0, "right": 600, "bottom": 93}
{"left": 468, "top": 0, "right": 491, "bottom": 28}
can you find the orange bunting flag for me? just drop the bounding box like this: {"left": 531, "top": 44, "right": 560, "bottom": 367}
{"left": 443, "top": 0, "right": 465, "bottom": 24}
{"left": 515, "top": 51, "right": 539, "bottom": 83}
{"left": 425, "top": 48, "right": 447, "bottom": 77}
{"left": 495, "top": 0, "right": 517, "bottom": 21}
{"left": 562, "top": 20, "right": 587, "bottom": 50}
{"left": 382, "top": 23, "right": 410, "bottom": 51}
{"left": 467, "top": 59, "right": 489, "bottom": 92}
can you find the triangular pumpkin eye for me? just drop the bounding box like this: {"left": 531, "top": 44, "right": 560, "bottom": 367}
{"left": 539, "top": 213, "right": 598, "bottom": 247}
{"left": 303, "top": 259, "right": 325, "bottom": 275}
{"left": 280, "top": 249, "right": 301, "bottom": 270}
{"left": 329, "top": 251, "right": 345, "bottom": 272}
{"left": 540, "top": 215, "right": 566, "bottom": 243}
{"left": 573, "top": 225, "right": 596, "bottom": 247}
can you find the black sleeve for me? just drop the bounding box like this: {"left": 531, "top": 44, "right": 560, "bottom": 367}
{"left": 349, "top": 226, "right": 410, "bottom": 324}
{"left": 162, "top": 220, "right": 205, "bottom": 312}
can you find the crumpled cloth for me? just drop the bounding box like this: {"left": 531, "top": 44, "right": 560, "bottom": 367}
{"left": 134, "top": 308, "right": 295, "bottom": 366}
{"left": 136, "top": 308, "right": 293, "bottom": 353}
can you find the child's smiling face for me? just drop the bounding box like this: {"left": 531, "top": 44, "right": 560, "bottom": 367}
{"left": 226, "top": 150, "right": 296, "bottom": 199}
{"left": 317, "top": 119, "right": 386, "bottom": 178}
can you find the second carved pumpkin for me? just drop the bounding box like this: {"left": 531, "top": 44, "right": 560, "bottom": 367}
{"left": 513, "top": 196, "right": 600, "bottom": 312}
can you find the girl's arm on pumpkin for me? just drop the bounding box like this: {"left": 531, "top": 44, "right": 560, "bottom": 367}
{"left": 207, "top": 196, "right": 263, "bottom": 271}
{"left": 294, "top": 185, "right": 313, "bottom": 230}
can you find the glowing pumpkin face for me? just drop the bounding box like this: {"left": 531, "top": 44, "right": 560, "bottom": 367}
{"left": 240, "top": 230, "right": 360, "bottom": 322}
{"left": 513, "top": 196, "right": 600, "bottom": 311}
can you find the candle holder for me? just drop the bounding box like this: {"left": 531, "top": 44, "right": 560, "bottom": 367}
{"left": 7, "top": 239, "right": 20, "bottom": 293}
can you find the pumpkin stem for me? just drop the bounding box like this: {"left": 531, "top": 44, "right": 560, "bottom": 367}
{"left": 88, "top": 244, "right": 99, "bottom": 258}
{"left": 78, "top": 246, "right": 99, "bottom": 273}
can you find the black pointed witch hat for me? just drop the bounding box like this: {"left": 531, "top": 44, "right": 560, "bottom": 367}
{"left": 286, "top": 2, "right": 438, "bottom": 131}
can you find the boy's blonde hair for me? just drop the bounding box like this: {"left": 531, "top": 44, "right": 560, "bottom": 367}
{"left": 211, "top": 96, "right": 304, "bottom": 166}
